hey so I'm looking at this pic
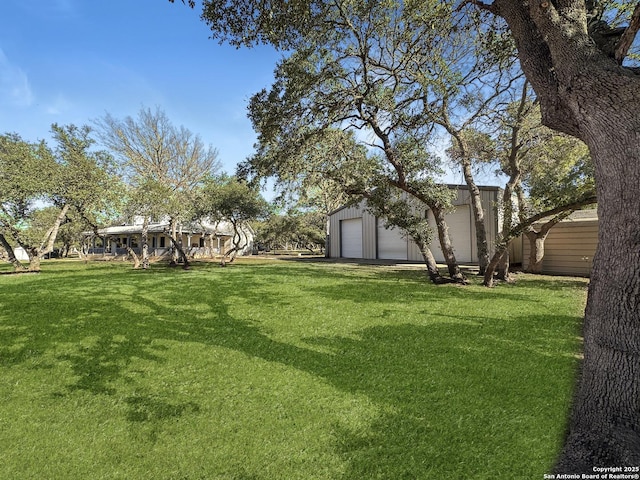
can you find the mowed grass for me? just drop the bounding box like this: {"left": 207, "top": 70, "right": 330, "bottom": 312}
{"left": 0, "top": 259, "right": 586, "bottom": 479}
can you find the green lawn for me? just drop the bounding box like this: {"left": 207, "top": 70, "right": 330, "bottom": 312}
{"left": 0, "top": 259, "right": 586, "bottom": 479}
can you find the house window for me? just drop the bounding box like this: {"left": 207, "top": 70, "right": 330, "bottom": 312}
{"left": 160, "top": 236, "right": 166, "bottom": 248}
{"left": 199, "top": 237, "right": 205, "bottom": 247}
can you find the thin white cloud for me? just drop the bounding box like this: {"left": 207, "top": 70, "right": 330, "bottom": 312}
{"left": 45, "top": 94, "right": 72, "bottom": 115}
{"left": 0, "top": 48, "right": 34, "bottom": 108}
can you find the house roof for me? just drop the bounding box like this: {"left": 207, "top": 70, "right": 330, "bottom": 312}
{"left": 87, "top": 221, "right": 236, "bottom": 237}
{"left": 327, "top": 184, "right": 501, "bottom": 217}
{"left": 564, "top": 208, "right": 598, "bottom": 221}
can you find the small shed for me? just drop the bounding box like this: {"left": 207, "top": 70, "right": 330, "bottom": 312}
{"left": 522, "top": 209, "right": 598, "bottom": 277}
{"left": 328, "top": 185, "right": 501, "bottom": 264}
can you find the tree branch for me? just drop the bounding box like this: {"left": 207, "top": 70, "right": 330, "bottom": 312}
{"left": 508, "top": 193, "right": 597, "bottom": 243}
{"left": 615, "top": 2, "right": 640, "bottom": 64}
{"left": 456, "top": 0, "right": 497, "bottom": 14}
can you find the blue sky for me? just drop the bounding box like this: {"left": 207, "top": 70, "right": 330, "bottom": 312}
{"left": 1, "top": 0, "right": 499, "bottom": 192}
{"left": 0, "top": 0, "right": 281, "bottom": 177}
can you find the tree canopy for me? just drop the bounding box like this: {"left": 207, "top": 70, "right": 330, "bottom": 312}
{"left": 0, "top": 125, "right": 122, "bottom": 271}
{"left": 197, "top": 175, "right": 270, "bottom": 264}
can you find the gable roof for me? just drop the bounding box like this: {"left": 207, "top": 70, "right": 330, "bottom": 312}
{"left": 87, "top": 220, "right": 237, "bottom": 237}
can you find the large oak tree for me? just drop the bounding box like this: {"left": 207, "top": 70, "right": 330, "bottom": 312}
{"left": 475, "top": 1, "right": 640, "bottom": 471}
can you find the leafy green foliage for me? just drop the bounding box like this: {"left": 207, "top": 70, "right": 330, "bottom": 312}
{"left": 51, "top": 124, "right": 124, "bottom": 228}
{"left": 0, "top": 133, "right": 58, "bottom": 223}
{"left": 496, "top": 95, "right": 594, "bottom": 218}
{"left": 198, "top": 175, "right": 270, "bottom": 224}
{"left": 0, "top": 125, "right": 125, "bottom": 269}
{"left": 237, "top": 2, "right": 474, "bottom": 277}
{"left": 255, "top": 210, "right": 325, "bottom": 251}
{"left": 523, "top": 135, "right": 593, "bottom": 212}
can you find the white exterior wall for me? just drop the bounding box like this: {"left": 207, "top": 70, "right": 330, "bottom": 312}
{"left": 14, "top": 247, "right": 29, "bottom": 261}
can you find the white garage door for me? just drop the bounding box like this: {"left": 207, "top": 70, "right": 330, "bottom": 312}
{"left": 341, "top": 218, "right": 363, "bottom": 258}
{"left": 377, "top": 222, "right": 408, "bottom": 260}
{"left": 428, "top": 205, "right": 473, "bottom": 263}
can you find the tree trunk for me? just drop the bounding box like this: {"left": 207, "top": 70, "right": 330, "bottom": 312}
{"left": 165, "top": 230, "right": 190, "bottom": 269}
{"left": 0, "top": 233, "right": 27, "bottom": 272}
{"left": 141, "top": 217, "right": 150, "bottom": 270}
{"left": 483, "top": 197, "right": 593, "bottom": 287}
{"left": 524, "top": 212, "right": 572, "bottom": 274}
{"left": 484, "top": 246, "right": 508, "bottom": 288}
{"left": 416, "top": 240, "right": 448, "bottom": 284}
{"left": 27, "top": 249, "right": 41, "bottom": 272}
{"left": 499, "top": 155, "right": 520, "bottom": 282}
{"left": 524, "top": 230, "right": 547, "bottom": 274}
{"left": 496, "top": 248, "right": 511, "bottom": 281}
{"left": 405, "top": 227, "right": 446, "bottom": 284}
{"left": 170, "top": 217, "right": 179, "bottom": 265}
{"left": 325, "top": 215, "right": 331, "bottom": 258}
{"left": 38, "top": 204, "right": 70, "bottom": 260}
{"left": 126, "top": 246, "right": 141, "bottom": 269}
{"left": 429, "top": 203, "right": 466, "bottom": 283}
{"left": 554, "top": 128, "right": 640, "bottom": 473}
{"left": 492, "top": 2, "right": 640, "bottom": 467}
{"left": 221, "top": 219, "right": 247, "bottom": 266}
{"left": 461, "top": 159, "right": 490, "bottom": 275}
{"left": 3, "top": 204, "right": 69, "bottom": 272}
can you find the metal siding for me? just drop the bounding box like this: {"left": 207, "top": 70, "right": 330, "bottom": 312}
{"left": 449, "top": 205, "right": 474, "bottom": 262}
{"left": 362, "top": 210, "right": 377, "bottom": 259}
{"left": 508, "top": 236, "right": 524, "bottom": 265}
{"left": 522, "top": 220, "right": 598, "bottom": 276}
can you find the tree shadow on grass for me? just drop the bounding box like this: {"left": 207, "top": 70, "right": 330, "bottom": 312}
{"left": 0, "top": 262, "right": 582, "bottom": 478}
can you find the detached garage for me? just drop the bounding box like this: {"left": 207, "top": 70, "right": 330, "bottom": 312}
{"left": 328, "top": 185, "right": 500, "bottom": 264}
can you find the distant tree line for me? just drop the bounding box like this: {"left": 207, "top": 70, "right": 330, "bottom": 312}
{"left": 0, "top": 107, "right": 271, "bottom": 272}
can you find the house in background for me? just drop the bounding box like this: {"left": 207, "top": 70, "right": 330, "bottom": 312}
{"left": 84, "top": 218, "right": 253, "bottom": 259}
{"left": 521, "top": 208, "right": 598, "bottom": 277}
{"left": 328, "top": 185, "right": 501, "bottom": 264}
